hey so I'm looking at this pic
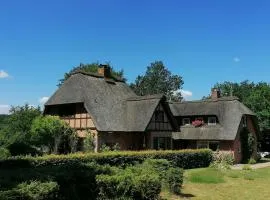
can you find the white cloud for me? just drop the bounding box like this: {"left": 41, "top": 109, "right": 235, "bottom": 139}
{"left": 233, "top": 57, "right": 240, "bottom": 62}
{"left": 0, "top": 70, "right": 9, "bottom": 78}
{"left": 0, "top": 105, "right": 10, "bottom": 114}
{"left": 39, "top": 97, "right": 49, "bottom": 105}
{"left": 180, "top": 89, "right": 193, "bottom": 99}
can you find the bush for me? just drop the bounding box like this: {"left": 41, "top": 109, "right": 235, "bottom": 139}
{"left": 17, "top": 181, "right": 59, "bottom": 200}
{"left": 0, "top": 149, "right": 213, "bottom": 169}
{"left": 164, "top": 167, "right": 183, "bottom": 194}
{"left": 210, "top": 151, "right": 234, "bottom": 170}
{"left": 141, "top": 159, "right": 183, "bottom": 194}
{"left": 0, "top": 150, "right": 211, "bottom": 199}
{"left": 0, "top": 181, "right": 59, "bottom": 200}
{"left": 141, "top": 159, "right": 172, "bottom": 179}
{"left": 0, "top": 161, "right": 111, "bottom": 200}
{"left": 0, "top": 147, "right": 11, "bottom": 159}
{"left": 83, "top": 132, "right": 95, "bottom": 152}
{"left": 248, "top": 158, "right": 256, "bottom": 164}
{"left": 240, "top": 128, "right": 255, "bottom": 163}
{"left": 96, "top": 164, "right": 161, "bottom": 200}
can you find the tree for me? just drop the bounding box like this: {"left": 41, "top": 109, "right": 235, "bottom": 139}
{"left": 208, "top": 81, "right": 270, "bottom": 130}
{"left": 31, "top": 116, "right": 77, "bottom": 154}
{"left": 0, "top": 115, "right": 9, "bottom": 130}
{"left": 58, "top": 62, "right": 126, "bottom": 86}
{"left": 2, "top": 104, "right": 42, "bottom": 155}
{"left": 130, "top": 61, "right": 184, "bottom": 101}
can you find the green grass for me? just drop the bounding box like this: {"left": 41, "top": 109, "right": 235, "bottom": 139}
{"left": 181, "top": 167, "right": 270, "bottom": 200}
{"left": 188, "top": 168, "right": 225, "bottom": 184}
{"left": 161, "top": 167, "right": 270, "bottom": 200}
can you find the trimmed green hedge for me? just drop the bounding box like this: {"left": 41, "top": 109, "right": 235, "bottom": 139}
{"left": 0, "top": 150, "right": 212, "bottom": 200}
{"left": 0, "top": 149, "right": 213, "bottom": 169}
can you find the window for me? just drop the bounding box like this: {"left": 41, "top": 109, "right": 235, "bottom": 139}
{"left": 243, "top": 115, "right": 247, "bottom": 127}
{"left": 155, "top": 110, "right": 164, "bottom": 122}
{"left": 208, "top": 117, "right": 216, "bottom": 125}
{"left": 197, "top": 141, "right": 220, "bottom": 151}
{"left": 59, "top": 104, "right": 76, "bottom": 117}
{"left": 209, "top": 141, "right": 219, "bottom": 151}
{"left": 182, "top": 118, "right": 190, "bottom": 125}
{"left": 197, "top": 141, "right": 208, "bottom": 149}
{"left": 153, "top": 137, "right": 171, "bottom": 150}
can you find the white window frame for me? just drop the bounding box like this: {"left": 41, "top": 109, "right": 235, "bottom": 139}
{"left": 182, "top": 118, "right": 190, "bottom": 125}
{"left": 208, "top": 117, "right": 217, "bottom": 125}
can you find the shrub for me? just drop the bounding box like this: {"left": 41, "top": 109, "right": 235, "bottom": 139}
{"left": 83, "top": 132, "right": 95, "bottom": 152}
{"left": 141, "top": 159, "right": 183, "bottom": 194}
{"left": 0, "top": 161, "right": 111, "bottom": 200}
{"left": 0, "top": 147, "right": 11, "bottom": 159}
{"left": 99, "top": 144, "right": 111, "bottom": 152}
{"left": 17, "top": 181, "right": 59, "bottom": 200}
{"left": 0, "top": 149, "right": 213, "bottom": 169}
{"left": 248, "top": 158, "right": 256, "bottom": 164}
{"left": 210, "top": 151, "right": 234, "bottom": 170}
{"left": 0, "top": 181, "right": 59, "bottom": 200}
{"left": 141, "top": 159, "right": 172, "bottom": 179}
{"left": 164, "top": 167, "right": 183, "bottom": 194}
{"left": 96, "top": 164, "right": 161, "bottom": 200}
{"left": 240, "top": 128, "right": 255, "bottom": 163}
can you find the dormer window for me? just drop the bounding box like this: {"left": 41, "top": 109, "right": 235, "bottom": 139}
{"left": 182, "top": 118, "right": 190, "bottom": 125}
{"left": 208, "top": 117, "right": 216, "bottom": 125}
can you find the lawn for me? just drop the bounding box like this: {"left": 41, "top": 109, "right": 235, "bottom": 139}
{"left": 162, "top": 167, "right": 270, "bottom": 200}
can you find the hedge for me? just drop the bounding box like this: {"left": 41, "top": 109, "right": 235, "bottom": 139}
{"left": 0, "top": 149, "right": 213, "bottom": 169}
{"left": 0, "top": 150, "right": 211, "bottom": 200}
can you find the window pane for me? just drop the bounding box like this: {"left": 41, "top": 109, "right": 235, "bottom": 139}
{"left": 208, "top": 117, "right": 216, "bottom": 125}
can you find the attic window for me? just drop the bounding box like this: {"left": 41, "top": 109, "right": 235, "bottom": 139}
{"left": 208, "top": 117, "right": 216, "bottom": 125}
{"left": 155, "top": 110, "right": 164, "bottom": 122}
{"left": 182, "top": 118, "right": 190, "bottom": 125}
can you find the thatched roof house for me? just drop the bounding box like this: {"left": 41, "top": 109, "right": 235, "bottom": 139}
{"left": 45, "top": 66, "right": 177, "bottom": 151}
{"left": 45, "top": 66, "right": 259, "bottom": 163}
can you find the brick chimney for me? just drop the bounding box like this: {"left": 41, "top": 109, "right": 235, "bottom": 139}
{"left": 211, "top": 88, "right": 221, "bottom": 99}
{"left": 98, "top": 64, "right": 111, "bottom": 78}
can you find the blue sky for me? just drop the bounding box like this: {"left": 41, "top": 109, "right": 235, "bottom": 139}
{"left": 1, "top": 0, "right": 270, "bottom": 114}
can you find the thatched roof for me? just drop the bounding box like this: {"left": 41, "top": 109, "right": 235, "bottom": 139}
{"left": 45, "top": 72, "right": 167, "bottom": 132}
{"left": 170, "top": 97, "right": 255, "bottom": 140}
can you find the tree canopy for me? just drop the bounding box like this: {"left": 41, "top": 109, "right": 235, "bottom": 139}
{"left": 209, "top": 80, "right": 270, "bottom": 130}
{"left": 130, "top": 61, "right": 184, "bottom": 101}
{"left": 58, "top": 62, "right": 126, "bottom": 86}
{"left": 31, "top": 116, "right": 77, "bottom": 154}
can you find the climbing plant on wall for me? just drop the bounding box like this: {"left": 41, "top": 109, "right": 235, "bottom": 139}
{"left": 240, "top": 127, "right": 255, "bottom": 163}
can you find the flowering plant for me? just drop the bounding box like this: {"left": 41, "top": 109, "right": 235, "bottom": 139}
{"left": 192, "top": 119, "right": 204, "bottom": 127}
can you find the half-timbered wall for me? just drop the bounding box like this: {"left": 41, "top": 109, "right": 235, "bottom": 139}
{"left": 46, "top": 103, "right": 96, "bottom": 137}
{"left": 146, "top": 103, "right": 173, "bottom": 150}
{"left": 147, "top": 104, "right": 173, "bottom": 131}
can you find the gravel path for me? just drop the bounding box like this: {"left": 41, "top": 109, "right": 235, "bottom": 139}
{"left": 232, "top": 161, "right": 270, "bottom": 170}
